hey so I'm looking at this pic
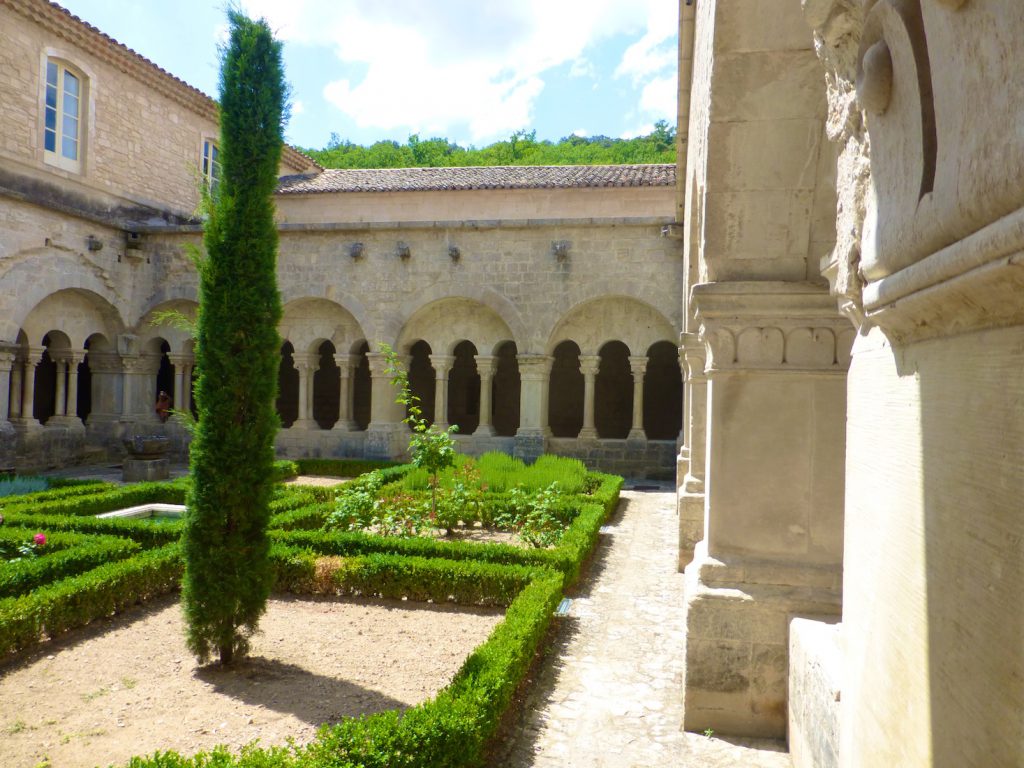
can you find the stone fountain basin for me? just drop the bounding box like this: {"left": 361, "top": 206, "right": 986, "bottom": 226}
{"left": 122, "top": 436, "right": 170, "bottom": 459}
{"left": 96, "top": 503, "right": 186, "bottom": 520}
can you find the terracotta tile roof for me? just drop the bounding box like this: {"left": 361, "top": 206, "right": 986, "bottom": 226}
{"left": 276, "top": 164, "right": 675, "bottom": 194}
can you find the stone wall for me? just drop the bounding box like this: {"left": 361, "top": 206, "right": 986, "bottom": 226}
{"left": 803, "top": 2, "right": 1024, "bottom": 765}
{"left": 788, "top": 617, "right": 841, "bottom": 768}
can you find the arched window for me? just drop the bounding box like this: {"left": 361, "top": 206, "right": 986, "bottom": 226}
{"left": 595, "top": 341, "right": 632, "bottom": 439}
{"left": 43, "top": 59, "right": 86, "bottom": 173}
{"left": 407, "top": 340, "right": 435, "bottom": 426}
{"left": 448, "top": 341, "right": 480, "bottom": 434}
{"left": 276, "top": 342, "right": 299, "bottom": 427}
{"left": 312, "top": 341, "right": 339, "bottom": 429}
{"left": 492, "top": 341, "right": 521, "bottom": 437}
{"left": 549, "top": 340, "right": 583, "bottom": 438}
{"left": 643, "top": 341, "right": 683, "bottom": 440}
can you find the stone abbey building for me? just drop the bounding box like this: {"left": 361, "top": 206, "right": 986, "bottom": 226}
{"left": 1, "top": 1, "right": 1021, "bottom": 766}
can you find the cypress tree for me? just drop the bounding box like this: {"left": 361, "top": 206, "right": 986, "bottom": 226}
{"left": 182, "top": 10, "right": 286, "bottom": 665}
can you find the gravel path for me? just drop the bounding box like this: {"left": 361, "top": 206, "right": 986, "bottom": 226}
{"left": 495, "top": 489, "right": 792, "bottom": 768}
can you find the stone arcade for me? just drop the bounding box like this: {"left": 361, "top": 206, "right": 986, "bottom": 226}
{"left": 1, "top": 1, "right": 1021, "bottom": 766}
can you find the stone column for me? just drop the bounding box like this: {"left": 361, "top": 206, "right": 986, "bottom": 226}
{"left": 167, "top": 354, "right": 187, "bottom": 412}
{"left": 681, "top": 283, "right": 848, "bottom": 738}
{"left": 475, "top": 355, "right": 497, "bottom": 436}
{"left": 16, "top": 347, "right": 44, "bottom": 428}
{"left": 291, "top": 353, "right": 319, "bottom": 429}
{"left": 9, "top": 356, "right": 23, "bottom": 419}
{"left": 578, "top": 354, "right": 600, "bottom": 439}
{"left": 65, "top": 353, "right": 82, "bottom": 422}
{"left": 0, "top": 351, "right": 14, "bottom": 425}
{"left": 513, "top": 354, "right": 553, "bottom": 461}
{"left": 53, "top": 358, "right": 67, "bottom": 418}
{"left": 627, "top": 355, "right": 648, "bottom": 441}
{"left": 332, "top": 354, "right": 357, "bottom": 431}
{"left": 364, "top": 351, "right": 408, "bottom": 459}
{"left": 678, "top": 333, "right": 708, "bottom": 569}
{"left": 120, "top": 353, "right": 162, "bottom": 425}
{"left": 428, "top": 354, "right": 454, "bottom": 430}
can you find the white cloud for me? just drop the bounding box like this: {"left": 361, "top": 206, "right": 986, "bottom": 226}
{"left": 572, "top": 128, "right": 589, "bottom": 138}
{"left": 640, "top": 75, "right": 677, "bottom": 118}
{"left": 239, "top": 0, "right": 672, "bottom": 143}
{"left": 620, "top": 123, "right": 654, "bottom": 140}
{"left": 614, "top": 3, "right": 677, "bottom": 126}
{"left": 291, "top": 99, "right": 305, "bottom": 116}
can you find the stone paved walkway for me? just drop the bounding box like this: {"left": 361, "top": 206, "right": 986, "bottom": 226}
{"left": 495, "top": 489, "right": 791, "bottom": 768}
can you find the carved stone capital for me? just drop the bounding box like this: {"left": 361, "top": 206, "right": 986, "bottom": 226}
{"left": 692, "top": 282, "right": 853, "bottom": 372}
{"left": 578, "top": 355, "right": 601, "bottom": 378}
{"left": 628, "top": 355, "right": 649, "bottom": 378}
{"left": 516, "top": 354, "right": 554, "bottom": 381}
{"left": 428, "top": 354, "right": 455, "bottom": 377}
{"left": 475, "top": 355, "right": 497, "bottom": 378}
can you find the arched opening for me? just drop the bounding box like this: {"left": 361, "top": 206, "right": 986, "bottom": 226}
{"left": 34, "top": 335, "right": 58, "bottom": 423}
{"left": 407, "top": 340, "right": 435, "bottom": 426}
{"left": 448, "top": 341, "right": 480, "bottom": 434}
{"left": 493, "top": 341, "right": 520, "bottom": 437}
{"left": 595, "top": 340, "right": 632, "bottom": 439}
{"left": 276, "top": 341, "right": 299, "bottom": 427}
{"left": 644, "top": 341, "right": 683, "bottom": 440}
{"left": 155, "top": 340, "right": 174, "bottom": 410}
{"left": 312, "top": 340, "right": 340, "bottom": 430}
{"left": 549, "top": 340, "right": 583, "bottom": 438}
{"left": 78, "top": 337, "right": 95, "bottom": 421}
{"left": 352, "top": 341, "right": 371, "bottom": 430}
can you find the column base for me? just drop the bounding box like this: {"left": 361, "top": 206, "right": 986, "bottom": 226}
{"left": 331, "top": 420, "right": 360, "bottom": 432}
{"left": 577, "top": 427, "right": 599, "bottom": 440}
{"left": 45, "top": 415, "right": 86, "bottom": 433}
{"left": 289, "top": 419, "right": 320, "bottom": 431}
{"left": 626, "top": 428, "right": 646, "bottom": 442}
{"left": 512, "top": 429, "right": 548, "bottom": 462}
{"left": 472, "top": 424, "right": 497, "bottom": 437}
{"left": 365, "top": 423, "right": 409, "bottom": 460}
{"left": 682, "top": 543, "right": 841, "bottom": 738}
{"left": 10, "top": 418, "right": 42, "bottom": 432}
{"left": 677, "top": 487, "right": 705, "bottom": 571}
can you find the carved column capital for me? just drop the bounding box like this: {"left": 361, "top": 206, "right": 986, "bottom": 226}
{"left": 579, "top": 355, "right": 601, "bottom": 378}
{"left": 516, "top": 354, "right": 554, "bottom": 381}
{"left": 628, "top": 355, "right": 648, "bottom": 379}
{"left": 475, "top": 355, "right": 497, "bottom": 378}
{"left": 428, "top": 354, "right": 455, "bottom": 378}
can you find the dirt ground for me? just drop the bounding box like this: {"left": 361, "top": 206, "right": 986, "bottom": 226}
{"left": 0, "top": 593, "right": 503, "bottom": 768}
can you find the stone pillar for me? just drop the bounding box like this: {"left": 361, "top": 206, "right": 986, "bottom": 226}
{"left": 332, "top": 354, "right": 357, "bottom": 431}
{"left": 291, "top": 353, "right": 319, "bottom": 429}
{"left": 678, "top": 332, "right": 708, "bottom": 569}
{"left": 578, "top": 355, "right": 600, "bottom": 439}
{"left": 681, "top": 283, "right": 848, "bottom": 738}
{"left": 0, "top": 351, "right": 14, "bottom": 425}
{"left": 53, "top": 358, "right": 67, "bottom": 418}
{"left": 65, "top": 353, "right": 82, "bottom": 421}
{"left": 364, "top": 351, "right": 408, "bottom": 459}
{"left": 627, "top": 355, "right": 648, "bottom": 441}
{"left": 16, "top": 347, "right": 44, "bottom": 428}
{"left": 475, "top": 355, "right": 497, "bottom": 436}
{"left": 167, "top": 354, "right": 188, "bottom": 412}
{"left": 428, "top": 354, "right": 454, "bottom": 430}
{"left": 119, "top": 353, "right": 162, "bottom": 425}
{"left": 513, "top": 354, "right": 553, "bottom": 461}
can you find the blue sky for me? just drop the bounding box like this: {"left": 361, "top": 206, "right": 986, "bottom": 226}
{"left": 55, "top": 0, "right": 677, "bottom": 150}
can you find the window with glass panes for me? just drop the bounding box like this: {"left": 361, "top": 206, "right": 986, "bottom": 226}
{"left": 202, "top": 139, "right": 220, "bottom": 192}
{"left": 44, "top": 60, "right": 83, "bottom": 172}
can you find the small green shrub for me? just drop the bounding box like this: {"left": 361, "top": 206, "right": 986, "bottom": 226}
{"left": 0, "top": 533, "right": 142, "bottom": 597}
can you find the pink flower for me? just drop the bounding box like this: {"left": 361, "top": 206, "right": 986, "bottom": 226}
{"left": 33, "top": 532, "right": 46, "bottom": 547}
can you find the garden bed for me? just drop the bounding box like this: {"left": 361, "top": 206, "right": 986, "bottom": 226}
{"left": 0, "top": 593, "right": 502, "bottom": 768}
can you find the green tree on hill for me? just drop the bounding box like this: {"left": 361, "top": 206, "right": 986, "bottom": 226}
{"left": 307, "top": 121, "right": 676, "bottom": 169}
{"left": 182, "top": 9, "right": 286, "bottom": 666}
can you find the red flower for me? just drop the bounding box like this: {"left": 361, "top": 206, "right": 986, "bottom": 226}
{"left": 33, "top": 532, "right": 46, "bottom": 547}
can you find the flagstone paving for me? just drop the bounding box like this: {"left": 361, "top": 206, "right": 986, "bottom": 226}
{"left": 495, "top": 488, "right": 792, "bottom": 768}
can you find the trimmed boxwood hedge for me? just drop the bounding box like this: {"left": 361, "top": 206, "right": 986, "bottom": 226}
{"left": 0, "top": 531, "right": 142, "bottom": 597}
{"left": 0, "top": 460, "right": 624, "bottom": 768}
